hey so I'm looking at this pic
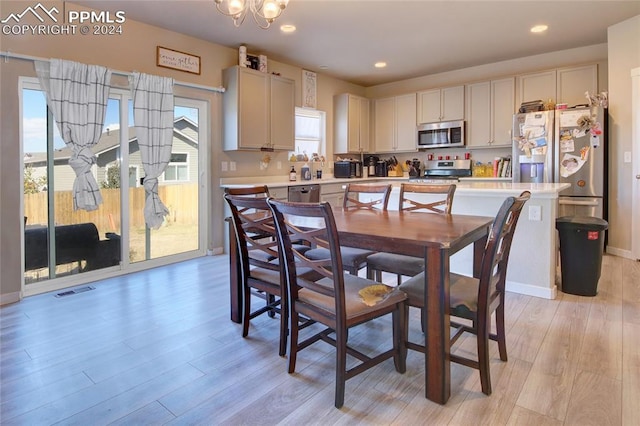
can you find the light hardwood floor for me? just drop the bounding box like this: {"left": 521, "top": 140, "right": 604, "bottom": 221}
{"left": 1, "top": 254, "right": 638, "bottom": 425}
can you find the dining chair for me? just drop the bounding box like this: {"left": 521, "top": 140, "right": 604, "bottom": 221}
{"left": 304, "top": 183, "right": 392, "bottom": 275}
{"left": 399, "top": 190, "right": 531, "bottom": 396}
{"left": 224, "top": 192, "right": 288, "bottom": 356}
{"left": 267, "top": 198, "right": 407, "bottom": 409}
{"left": 366, "top": 183, "right": 456, "bottom": 285}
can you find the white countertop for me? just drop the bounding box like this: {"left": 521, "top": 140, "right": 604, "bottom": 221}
{"left": 220, "top": 176, "right": 570, "bottom": 197}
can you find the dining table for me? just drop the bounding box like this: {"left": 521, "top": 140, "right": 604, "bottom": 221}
{"left": 226, "top": 207, "right": 493, "bottom": 405}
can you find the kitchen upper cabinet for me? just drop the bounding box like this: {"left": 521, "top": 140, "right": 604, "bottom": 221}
{"left": 516, "top": 70, "right": 556, "bottom": 107}
{"left": 466, "top": 77, "right": 515, "bottom": 148}
{"left": 222, "top": 66, "right": 295, "bottom": 151}
{"left": 556, "top": 64, "right": 597, "bottom": 106}
{"left": 417, "top": 85, "right": 464, "bottom": 124}
{"left": 517, "top": 64, "right": 598, "bottom": 109}
{"left": 334, "top": 93, "right": 370, "bottom": 154}
{"left": 373, "top": 93, "right": 417, "bottom": 153}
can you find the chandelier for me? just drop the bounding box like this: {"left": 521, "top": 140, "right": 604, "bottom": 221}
{"left": 214, "top": 0, "right": 290, "bottom": 29}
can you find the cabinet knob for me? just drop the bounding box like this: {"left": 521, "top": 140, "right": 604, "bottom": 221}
{"left": 636, "top": 174, "right": 640, "bottom": 180}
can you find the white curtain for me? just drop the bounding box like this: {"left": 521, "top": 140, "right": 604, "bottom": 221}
{"left": 35, "top": 59, "right": 112, "bottom": 211}
{"left": 129, "top": 72, "right": 175, "bottom": 229}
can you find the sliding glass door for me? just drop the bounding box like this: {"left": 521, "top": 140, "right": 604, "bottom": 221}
{"left": 21, "top": 78, "right": 208, "bottom": 294}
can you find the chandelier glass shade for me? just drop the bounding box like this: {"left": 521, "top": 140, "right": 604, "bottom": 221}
{"left": 214, "top": 0, "right": 289, "bottom": 29}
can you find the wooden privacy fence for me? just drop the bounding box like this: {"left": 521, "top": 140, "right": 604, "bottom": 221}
{"left": 24, "top": 184, "right": 199, "bottom": 234}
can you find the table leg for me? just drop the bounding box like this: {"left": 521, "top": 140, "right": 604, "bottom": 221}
{"left": 424, "top": 246, "right": 451, "bottom": 404}
{"left": 228, "top": 220, "right": 242, "bottom": 323}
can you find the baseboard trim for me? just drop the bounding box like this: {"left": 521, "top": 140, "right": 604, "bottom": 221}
{"left": 0, "top": 291, "right": 22, "bottom": 306}
{"left": 606, "top": 246, "right": 635, "bottom": 260}
{"left": 506, "top": 279, "right": 557, "bottom": 300}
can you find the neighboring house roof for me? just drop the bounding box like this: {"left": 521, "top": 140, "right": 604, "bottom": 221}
{"left": 24, "top": 116, "right": 198, "bottom": 164}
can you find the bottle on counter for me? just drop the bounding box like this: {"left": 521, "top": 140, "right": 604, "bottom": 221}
{"left": 301, "top": 162, "right": 311, "bottom": 180}
{"left": 289, "top": 166, "right": 297, "bottom": 181}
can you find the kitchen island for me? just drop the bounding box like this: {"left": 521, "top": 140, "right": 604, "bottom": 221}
{"left": 220, "top": 177, "right": 570, "bottom": 299}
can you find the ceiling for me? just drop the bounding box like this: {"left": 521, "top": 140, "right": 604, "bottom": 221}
{"left": 74, "top": 0, "right": 640, "bottom": 87}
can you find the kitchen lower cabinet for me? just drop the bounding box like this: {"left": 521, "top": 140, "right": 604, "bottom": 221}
{"left": 223, "top": 66, "right": 295, "bottom": 151}
{"left": 320, "top": 182, "right": 346, "bottom": 208}
{"left": 466, "top": 77, "right": 514, "bottom": 148}
{"left": 373, "top": 93, "right": 417, "bottom": 153}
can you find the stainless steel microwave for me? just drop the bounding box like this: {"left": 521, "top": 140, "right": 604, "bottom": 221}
{"left": 417, "top": 120, "right": 465, "bottom": 149}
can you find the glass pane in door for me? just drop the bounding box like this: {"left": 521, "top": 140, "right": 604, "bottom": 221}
{"left": 129, "top": 102, "right": 200, "bottom": 262}
{"left": 23, "top": 91, "right": 123, "bottom": 283}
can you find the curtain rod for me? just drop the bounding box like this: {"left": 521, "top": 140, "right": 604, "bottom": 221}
{"left": 0, "top": 51, "right": 226, "bottom": 93}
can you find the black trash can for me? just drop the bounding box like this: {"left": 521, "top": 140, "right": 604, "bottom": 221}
{"left": 556, "top": 216, "right": 608, "bottom": 296}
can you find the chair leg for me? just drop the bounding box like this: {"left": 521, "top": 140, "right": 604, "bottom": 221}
{"left": 496, "top": 303, "right": 508, "bottom": 362}
{"left": 396, "top": 274, "right": 402, "bottom": 287}
{"left": 334, "top": 328, "right": 348, "bottom": 409}
{"left": 375, "top": 270, "right": 382, "bottom": 282}
{"left": 402, "top": 302, "right": 410, "bottom": 365}
{"left": 278, "top": 298, "right": 288, "bottom": 357}
{"left": 267, "top": 293, "right": 276, "bottom": 318}
{"left": 287, "top": 310, "right": 300, "bottom": 374}
{"left": 477, "top": 321, "right": 492, "bottom": 396}
{"left": 242, "top": 285, "right": 251, "bottom": 338}
{"left": 393, "top": 303, "right": 407, "bottom": 373}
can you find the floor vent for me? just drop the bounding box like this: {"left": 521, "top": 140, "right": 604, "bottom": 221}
{"left": 55, "top": 286, "right": 95, "bottom": 298}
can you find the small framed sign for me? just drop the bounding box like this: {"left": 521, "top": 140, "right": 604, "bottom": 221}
{"left": 156, "top": 46, "right": 201, "bottom": 75}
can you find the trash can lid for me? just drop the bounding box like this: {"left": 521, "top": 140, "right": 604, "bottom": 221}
{"left": 556, "top": 215, "right": 608, "bottom": 231}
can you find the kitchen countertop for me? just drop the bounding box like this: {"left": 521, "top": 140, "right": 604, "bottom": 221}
{"left": 219, "top": 176, "right": 570, "bottom": 197}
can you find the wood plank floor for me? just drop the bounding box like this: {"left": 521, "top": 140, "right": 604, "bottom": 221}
{"left": 1, "top": 254, "right": 638, "bottom": 425}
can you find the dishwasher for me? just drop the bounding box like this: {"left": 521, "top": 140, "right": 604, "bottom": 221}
{"left": 288, "top": 184, "right": 320, "bottom": 203}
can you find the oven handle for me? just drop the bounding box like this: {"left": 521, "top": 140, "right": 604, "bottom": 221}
{"left": 558, "top": 199, "right": 600, "bottom": 206}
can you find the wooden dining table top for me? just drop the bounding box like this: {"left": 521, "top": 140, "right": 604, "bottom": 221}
{"left": 315, "top": 207, "right": 494, "bottom": 257}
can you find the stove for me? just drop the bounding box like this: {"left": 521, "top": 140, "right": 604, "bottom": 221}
{"left": 410, "top": 159, "right": 472, "bottom": 183}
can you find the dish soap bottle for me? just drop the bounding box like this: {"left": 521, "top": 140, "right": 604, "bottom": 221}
{"left": 289, "top": 165, "right": 297, "bottom": 181}
{"left": 301, "top": 162, "right": 311, "bottom": 180}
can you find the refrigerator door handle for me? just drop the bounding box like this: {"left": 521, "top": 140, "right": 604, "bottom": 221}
{"left": 559, "top": 199, "right": 600, "bottom": 206}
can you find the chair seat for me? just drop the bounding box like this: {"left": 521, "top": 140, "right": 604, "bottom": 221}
{"left": 399, "top": 272, "right": 479, "bottom": 317}
{"left": 299, "top": 274, "right": 406, "bottom": 321}
{"left": 366, "top": 252, "right": 424, "bottom": 277}
{"left": 305, "top": 246, "right": 375, "bottom": 268}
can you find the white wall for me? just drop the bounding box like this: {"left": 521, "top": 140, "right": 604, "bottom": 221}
{"left": 607, "top": 15, "right": 640, "bottom": 256}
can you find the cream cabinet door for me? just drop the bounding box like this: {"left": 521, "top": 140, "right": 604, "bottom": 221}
{"left": 395, "top": 93, "right": 417, "bottom": 151}
{"left": 556, "top": 64, "right": 597, "bottom": 107}
{"left": 374, "top": 97, "right": 396, "bottom": 152}
{"left": 465, "top": 81, "right": 491, "bottom": 147}
{"left": 270, "top": 75, "right": 295, "bottom": 150}
{"left": 517, "top": 70, "right": 556, "bottom": 107}
{"left": 335, "top": 94, "right": 369, "bottom": 153}
{"left": 417, "top": 89, "right": 441, "bottom": 124}
{"left": 238, "top": 68, "right": 269, "bottom": 149}
{"left": 490, "top": 77, "right": 515, "bottom": 147}
{"left": 441, "top": 85, "right": 465, "bottom": 121}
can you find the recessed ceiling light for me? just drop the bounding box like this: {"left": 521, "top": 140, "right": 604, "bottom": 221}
{"left": 280, "top": 24, "right": 296, "bottom": 33}
{"left": 374, "top": 62, "right": 387, "bottom": 68}
{"left": 319, "top": 65, "right": 329, "bottom": 70}
{"left": 530, "top": 24, "right": 548, "bottom": 33}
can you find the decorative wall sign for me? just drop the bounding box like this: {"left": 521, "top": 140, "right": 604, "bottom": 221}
{"left": 302, "top": 69, "right": 317, "bottom": 109}
{"left": 156, "top": 46, "right": 201, "bottom": 75}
